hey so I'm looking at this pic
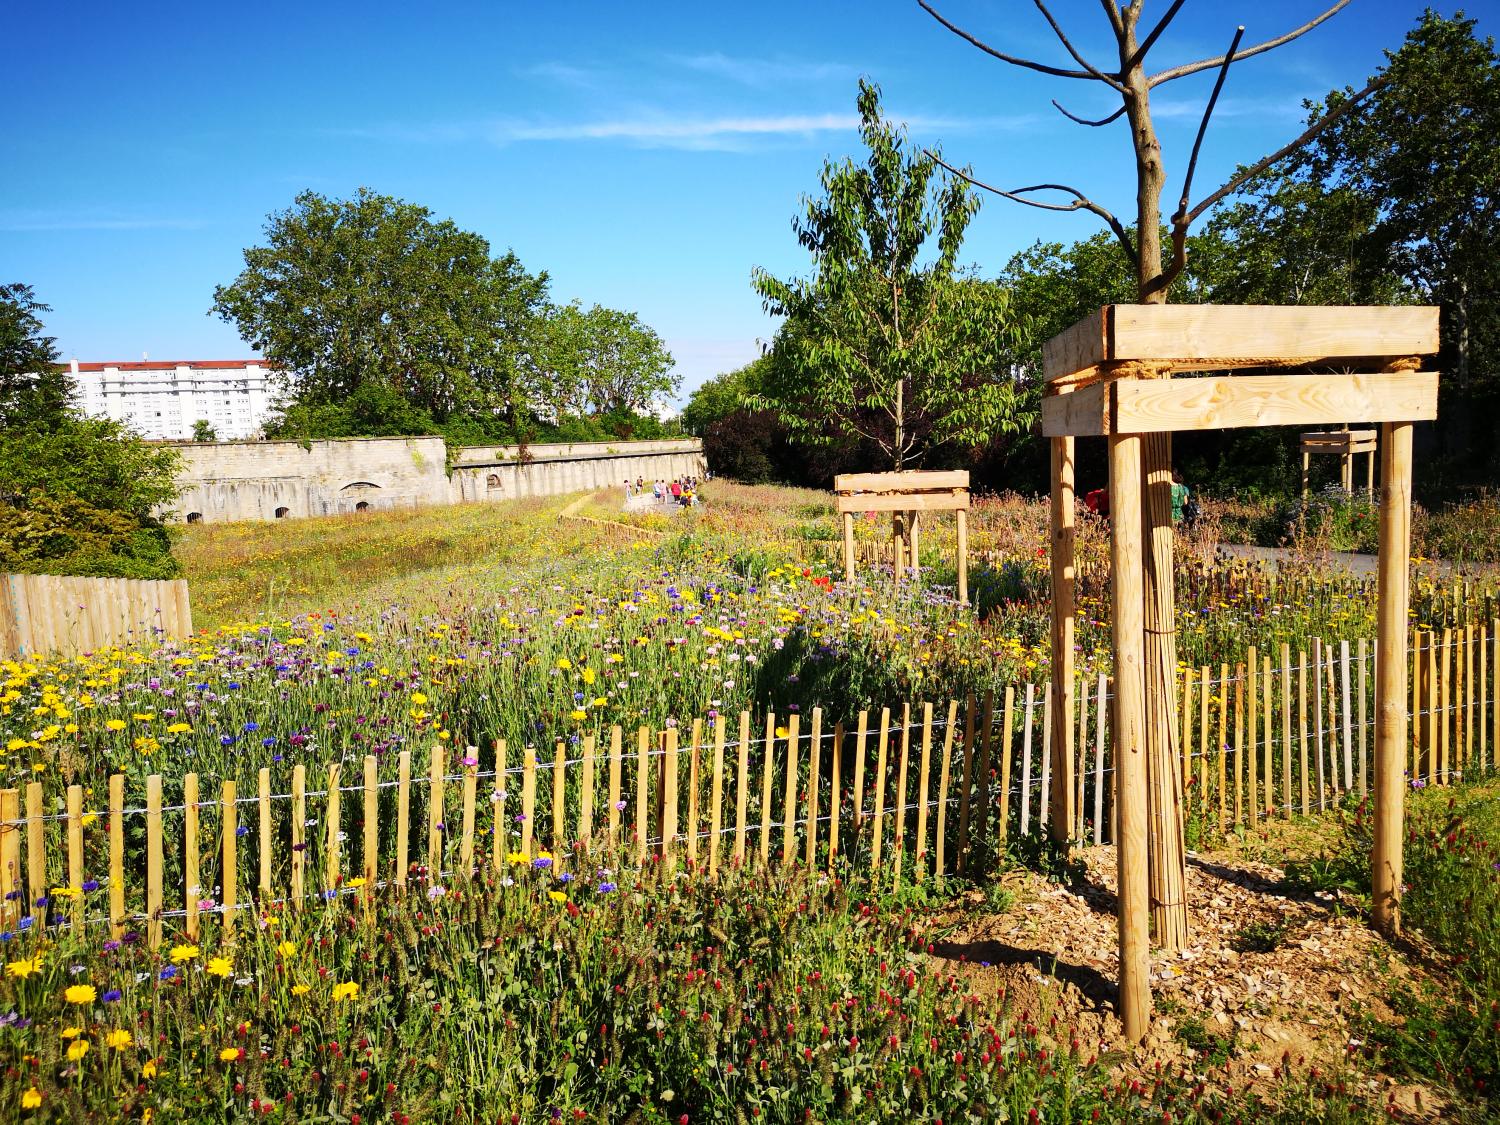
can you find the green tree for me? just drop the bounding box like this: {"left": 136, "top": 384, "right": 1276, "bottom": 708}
{"left": 751, "top": 81, "right": 1026, "bottom": 471}
{"left": 212, "top": 189, "right": 549, "bottom": 424}
{"left": 190, "top": 419, "right": 217, "bottom": 443}
{"left": 541, "top": 301, "right": 677, "bottom": 418}
{"left": 0, "top": 283, "right": 74, "bottom": 431}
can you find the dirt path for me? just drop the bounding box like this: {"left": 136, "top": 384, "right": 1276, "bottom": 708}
{"left": 922, "top": 836, "right": 1448, "bottom": 1117}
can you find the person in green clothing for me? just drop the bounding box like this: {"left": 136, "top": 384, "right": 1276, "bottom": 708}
{"left": 1171, "top": 469, "right": 1190, "bottom": 525}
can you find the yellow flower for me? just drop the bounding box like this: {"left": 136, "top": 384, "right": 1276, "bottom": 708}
{"left": 331, "top": 981, "right": 359, "bottom": 1002}
{"left": 219, "top": 1047, "right": 240, "bottom": 1062}
{"left": 105, "top": 1029, "right": 132, "bottom": 1050}
{"left": 166, "top": 722, "right": 192, "bottom": 734}
{"left": 66, "top": 1039, "right": 89, "bottom": 1061}
{"left": 6, "top": 957, "right": 41, "bottom": 979}
{"left": 142, "top": 1058, "right": 158, "bottom": 1078}
{"left": 345, "top": 877, "right": 366, "bottom": 889}
{"left": 131, "top": 712, "right": 155, "bottom": 722}
{"left": 506, "top": 851, "right": 527, "bottom": 865}
{"left": 410, "top": 691, "right": 428, "bottom": 705}
{"left": 104, "top": 719, "right": 127, "bottom": 732}
{"left": 569, "top": 709, "right": 587, "bottom": 722}
{"left": 291, "top": 984, "right": 311, "bottom": 996}
{"left": 548, "top": 890, "right": 568, "bottom": 904}
{"left": 60, "top": 1026, "right": 82, "bottom": 1040}
{"left": 169, "top": 943, "right": 199, "bottom": 963}
{"left": 205, "top": 957, "right": 232, "bottom": 978}
{"left": 21, "top": 1087, "right": 41, "bottom": 1110}
{"left": 276, "top": 941, "right": 297, "bottom": 959}
{"left": 581, "top": 667, "right": 596, "bottom": 685}
{"left": 64, "top": 984, "right": 96, "bottom": 1004}
{"left": 555, "top": 658, "right": 571, "bottom": 671}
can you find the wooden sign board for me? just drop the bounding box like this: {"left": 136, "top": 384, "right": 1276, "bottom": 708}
{"left": 1302, "top": 430, "right": 1378, "bottom": 454}
{"left": 834, "top": 469, "right": 969, "bottom": 494}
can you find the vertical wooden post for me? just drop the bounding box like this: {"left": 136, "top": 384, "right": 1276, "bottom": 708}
{"left": 661, "top": 727, "right": 679, "bottom": 867}
{"left": 871, "top": 707, "right": 891, "bottom": 870}
{"left": 1110, "top": 431, "right": 1152, "bottom": 1042}
{"left": 805, "top": 709, "right": 822, "bottom": 868}
{"left": 996, "top": 686, "right": 1016, "bottom": 848}
{"left": 1264, "top": 655, "right": 1275, "bottom": 815}
{"left": 1233, "top": 666, "right": 1245, "bottom": 823}
{"left": 364, "top": 755, "right": 379, "bottom": 888}
{"left": 1247, "top": 648, "right": 1260, "bottom": 824}
{"left": 579, "top": 735, "right": 597, "bottom": 847}
{"left": 1198, "top": 666, "right": 1211, "bottom": 822}
{"left": 1220, "top": 662, "right": 1232, "bottom": 833}
{"left": 759, "top": 713, "right": 777, "bottom": 865}
{"left": 182, "top": 775, "right": 199, "bottom": 940}
{"left": 23, "top": 783, "right": 43, "bottom": 920}
{"left": 956, "top": 508, "right": 969, "bottom": 606}
{"left": 734, "top": 712, "right": 750, "bottom": 866}
{"left": 780, "top": 714, "right": 799, "bottom": 864}
{"left": 258, "top": 768, "right": 272, "bottom": 903}
{"left": 1341, "top": 640, "right": 1354, "bottom": 791}
{"left": 686, "top": 721, "right": 702, "bottom": 865}
{"left": 842, "top": 512, "right": 856, "bottom": 585}
{"left": 221, "top": 780, "right": 237, "bottom": 938}
{"left": 909, "top": 511, "right": 921, "bottom": 583}
{"left": 891, "top": 703, "right": 912, "bottom": 889}
{"left": 109, "top": 774, "right": 125, "bottom": 939}
{"left": 935, "top": 701, "right": 957, "bottom": 878}
{"left": 145, "top": 775, "right": 163, "bottom": 949}
{"left": 551, "top": 741, "right": 568, "bottom": 865}
{"left": 460, "top": 748, "right": 478, "bottom": 873}
{"left": 829, "top": 722, "right": 845, "bottom": 869}
{"left": 973, "top": 691, "right": 994, "bottom": 859}
{"left": 1094, "top": 673, "right": 1107, "bottom": 846}
{"left": 852, "top": 710, "right": 870, "bottom": 839}
{"left": 956, "top": 697, "right": 974, "bottom": 869}
{"left": 290, "top": 765, "right": 306, "bottom": 907}
{"left": 395, "top": 750, "right": 411, "bottom": 889}
{"left": 607, "top": 727, "right": 622, "bottom": 846}
{"left": 1050, "top": 435, "right": 1076, "bottom": 843}
{"left": 1372, "top": 420, "right": 1412, "bottom": 936}
{"left": 1298, "top": 652, "right": 1311, "bottom": 814}
{"left": 325, "top": 763, "right": 342, "bottom": 892}
{"left": 710, "top": 715, "right": 726, "bottom": 877}
{"left": 1019, "top": 684, "right": 1036, "bottom": 838}
{"left": 493, "top": 739, "right": 510, "bottom": 871}
{"left": 428, "top": 743, "right": 447, "bottom": 879}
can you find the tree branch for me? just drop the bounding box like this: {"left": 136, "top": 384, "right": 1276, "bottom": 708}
{"left": 917, "top": 0, "right": 1108, "bottom": 81}
{"left": 1148, "top": 0, "right": 1353, "bottom": 87}
{"left": 1185, "top": 76, "right": 1385, "bottom": 226}
{"left": 1128, "top": 0, "right": 1189, "bottom": 70}
{"left": 1147, "top": 25, "right": 1245, "bottom": 299}
{"left": 1052, "top": 99, "right": 1127, "bottom": 127}
{"left": 926, "top": 151, "right": 1139, "bottom": 267}
{"left": 1147, "top": 75, "right": 1386, "bottom": 298}
{"left": 1030, "top": 0, "right": 1127, "bottom": 90}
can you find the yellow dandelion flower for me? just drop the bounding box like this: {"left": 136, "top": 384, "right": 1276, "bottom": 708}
{"left": 331, "top": 981, "right": 359, "bottom": 1002}
{"left": 64, "top": 984, "right": 96, "bottom": 1005}
{"left": 6, "top": 957, "right": 41, "bottom": 979}
{"left": 105, "top": 1029, "right": 132, "bottom": 1050}
{"left": 169, "top": 944, "right": 199, "bottom": 964}
{"left": 205, "top": 957, "right": 232, "bottom": 978}
{"left": 219, "top": 1047, "right": 240, "bottom": 1062}
{"left": 276, "top": 941, "right": 297, "bottom": 959}
{"left": 142, "top": 1058, "right": 158, "bottom": 1079}
{"left": 66, "top": 1039, "right": 89, "bottom": 1061}
{"left": 548, "top": 890, "right": 568, "bottom": 904}
{"left": 291, "top": 984, "right": 311, "bottom": 996}
{"left": 21, "top": 1087, "right": 41, "bottom": 1109}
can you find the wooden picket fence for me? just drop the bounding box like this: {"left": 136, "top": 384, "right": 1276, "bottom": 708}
{"left": 0, "top": 573, "right": 193, "bottom": 659}
{"left": 1, "top": 622, "right": 1494, "bottom": 947}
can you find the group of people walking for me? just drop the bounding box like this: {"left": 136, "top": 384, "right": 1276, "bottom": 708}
{"left": 623, "top": 476, "right": 703, "bottom": 509}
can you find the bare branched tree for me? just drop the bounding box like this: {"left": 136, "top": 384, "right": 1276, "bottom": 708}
{"left": 916, "top": 0, "right": 1379, "bottom": 953}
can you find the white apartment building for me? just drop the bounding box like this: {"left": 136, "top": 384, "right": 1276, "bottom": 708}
{"left": 69, "top": 359, "right": 277, "bottom": 440}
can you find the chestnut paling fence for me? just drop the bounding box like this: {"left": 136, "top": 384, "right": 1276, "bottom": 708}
{"left": 1, "top": 622, "right": 1496, "bottom": 947}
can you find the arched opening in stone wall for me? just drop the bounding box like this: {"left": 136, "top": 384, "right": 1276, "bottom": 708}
{"left": 355, "top": 501, "right": 370, "bottom": 512}
{"left": 486, "top": 473, "right": 503, "bottom": 491}
{"left": 274, "top": 507, "right": 290, "bottom": 519}
{"left": 340, "top": 481, "right": 382, "bottom": 491}
{"left": 186, "top": 512, "right": 203, "bottom": 524}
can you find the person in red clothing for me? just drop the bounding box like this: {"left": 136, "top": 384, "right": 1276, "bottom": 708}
{"left": 669, "top": 480, "right": 682, "bottom": 504}
{"left": 1084, "top": 487, "right": 1110, "bottom": 518}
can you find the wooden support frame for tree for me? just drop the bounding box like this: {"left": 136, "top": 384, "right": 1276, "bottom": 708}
{"left": 1301, "top": 427, "right": 1379, "bottom": 498}
{"left": 1043, "top": 303, "right": 1439, "bottom": 1043}
{"left": 836, "top": 470, "right": 971, "bottom": 604}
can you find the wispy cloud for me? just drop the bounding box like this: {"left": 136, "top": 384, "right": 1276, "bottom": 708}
{"left": 670, "top": 52, "right": 860, "bottom": 87}
{"left": 0, "top": 211, "right": 206, "bottom": 232}
{"left": 340, "top": 109, "right": 1037, "bottom": 152}
{"left": 1149, "top": 94, "right": 1313, "bottom": 123}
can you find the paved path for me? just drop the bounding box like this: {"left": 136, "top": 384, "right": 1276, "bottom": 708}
{"left": 1214, "top": 543, "right": 1474, "bottom": 577}
{"left": 622, "top": 492, "right": 692, "bottom": 516}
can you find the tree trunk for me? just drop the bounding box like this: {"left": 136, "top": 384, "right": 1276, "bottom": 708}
{"left": 1122, "top": 36, "right": 1190, "bottom": 952}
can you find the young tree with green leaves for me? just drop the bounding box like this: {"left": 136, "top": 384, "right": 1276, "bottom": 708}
{"left": 751, "top": 80, "right": 1027, "bottom": 472}
{"left": 0, "top": 283, "right": 74, "bottom": 432}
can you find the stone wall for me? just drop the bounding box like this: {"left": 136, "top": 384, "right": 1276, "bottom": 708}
{"left": 165, "top": 437, "right": 705, "bottom": 524}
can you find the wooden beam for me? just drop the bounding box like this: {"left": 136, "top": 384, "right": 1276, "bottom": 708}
{"left": 1043, "top": 304, "right": 1440, "bottom": 381}
{"left": 1115, "top": 372, "right": 1437, "bottom": 433}
{"left": 1049, "top": 437, "right": 1076, "bottom": 844}
{"left": 834, "top": 469, "right": 970, "bottom": 494}
{"left": 1372, "top": 421, "right": 1413, "bottom": 937}
{"left": 835, "top": 490, "right": 971, "bottom": 514}
{"left": 1041, "top": 383, "right": 1109, "bottom": 438}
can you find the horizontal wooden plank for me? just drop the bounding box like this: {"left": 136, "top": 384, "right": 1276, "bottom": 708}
{"left": 1041, "top": 309, "right": 1106, "bottom": 384}
{"left": 1301, "top": 429, "right": 1378, "bottom": 452}
{"left": 834, "top": 470, "right": 969, "bottom": 494}
{"left": 1043, "top": 304, "right": 1440, "bottom": 381}
{"left": 836, "top": 491, "right": 971, "bottom": 513}
{"left": 1040, "top": 383, "right": 1110, "bottom": 438}
{"left": 1114, "top": 371, "right": 1438, "bottom": 434}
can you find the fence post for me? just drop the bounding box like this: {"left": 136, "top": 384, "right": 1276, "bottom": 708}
{"left": 364, "top": 755, "right": 379, "bottom": 888}
{"left": 395, "top": 750, "right": 412, "bottom": 890}
{"left": 145, "top": 776, "right": 163, "bottom": 949}
{"left": 290, "top": 765, "right": 306, "bottom": 907}
{"left": 183, "top": 775, "right": 199, "bottom": 940}
{"left": 805, "top": 708, "right": 823, "bottom": 869}
{"left": 258, "top": 768, "right": 272, "bottom": 903}
{"left": 24, "top": 783, "right": 43, "bottom": 920}
{"left": 325, "top": 763, "right": 342, "bottom": 893}
{"left": 221, "top": 780, "right": 237, "bottom": 938}
{"left": 109, "top": 775, "right": 125, "bottom": 939}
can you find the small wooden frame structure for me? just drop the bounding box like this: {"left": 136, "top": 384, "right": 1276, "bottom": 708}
{"left": 835, "top": 470, "right": 970, "bottom": 603}
{"left": 1041, "top": 304, "right": 1439, "bottom": 1043}
{"left": 1302, "top": 427, "right": 1378, "bottom": 497}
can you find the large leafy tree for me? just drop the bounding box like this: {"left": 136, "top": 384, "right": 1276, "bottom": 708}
{"left": 0, "top": 283, "right": 74, "bottom": 431}
{"left": 540, "top": 302, "right": 677, "bottom": 418}
{"left": 212, "top": 189, "right": 549, "bottom": 423}
{"left": 751, "top": 81, "right": 1027, "bottom": 471}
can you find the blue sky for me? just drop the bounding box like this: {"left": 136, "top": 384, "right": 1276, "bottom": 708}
{"left": 5, "top": 0, "right": 1482, "bottom": 402}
